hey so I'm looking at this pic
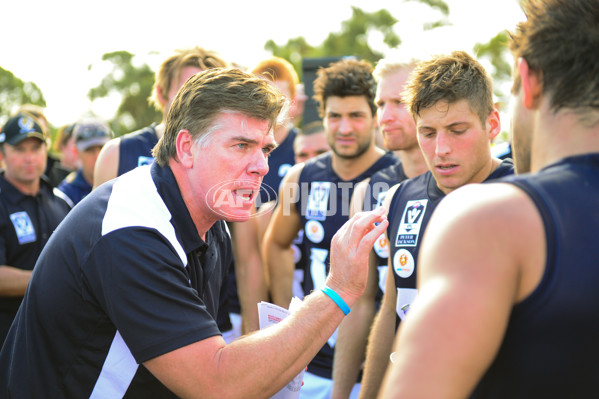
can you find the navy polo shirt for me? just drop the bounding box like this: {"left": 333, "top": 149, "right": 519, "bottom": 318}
{"left": 0, "top": 163, "right": 231, "bottom": 398}
{"left": 0, "top": 173, "right": 70, "bottom": 314}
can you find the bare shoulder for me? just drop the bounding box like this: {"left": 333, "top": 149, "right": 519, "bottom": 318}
{"left": 93, "top": 137, "right": 122, "bottom": 189}
{"left": 420, "top": 182, "right": 546, "bottom": 302}
{"left": 349, "top": 177, "right": 370, "bottom": 217}
{"left": 281, "top": 162, "right": 304, "bottom": 186}
{"left": 381, "top": 182, "right": 401, "bottom": 216}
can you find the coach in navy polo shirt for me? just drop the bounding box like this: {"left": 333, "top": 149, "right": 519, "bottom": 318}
{"left": 0, "top": 112, "right": 70, "bottom": 346}
{"left": 0, "top": 68, "right": 388, "bottom": 398}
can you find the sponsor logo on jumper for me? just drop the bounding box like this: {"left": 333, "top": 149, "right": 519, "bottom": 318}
{"left": 395, "top": 199, "right": 428, "bottom": 247}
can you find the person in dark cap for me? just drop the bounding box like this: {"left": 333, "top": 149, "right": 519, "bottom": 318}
{"left": 0, "top": 112, "right": 70, "bottom": 345}
{"left": 56, "top": 117, "right": 113, "bottom": 207}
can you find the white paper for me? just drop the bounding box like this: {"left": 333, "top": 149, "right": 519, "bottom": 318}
{"left": 257, "top": 297, "right": 306, "bottom": 399}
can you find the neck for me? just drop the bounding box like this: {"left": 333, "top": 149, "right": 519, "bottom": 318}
{"left": 6, "top": 175, "right": 40, "bottom": 196}
{"left": 532, "top": 101, "right": 599, "bottom": 172}
{"left": 394, "top": 147, "right": 428, "bottom": 179}
{"left": 331, "top": 145, "right": 386, "bottom": 181}
{"left": 169, "top": 159, "right": 213, "bottom": 240}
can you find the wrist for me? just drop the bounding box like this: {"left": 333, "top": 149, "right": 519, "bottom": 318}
{"left": 322, "top": 286, "right": 351, "bottom": 315}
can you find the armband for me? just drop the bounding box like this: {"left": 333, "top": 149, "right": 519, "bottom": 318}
{"left": 321, "top": 286, "right": 351, "bottom": 315}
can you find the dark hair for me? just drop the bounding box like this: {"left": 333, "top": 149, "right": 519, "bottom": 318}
{"left": 404, "top": 51, "right": 494, "bottom": 126}
{"left": 312, "top": 58, "right": 377, "bottom": 118}
{"left": 510, "top": 0, "right": 599, "bottom": 115}
{"left": 153, "top": 67, "right": 285, "bottom": 166}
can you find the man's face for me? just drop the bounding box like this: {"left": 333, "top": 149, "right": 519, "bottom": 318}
{"left": 2, "top": 138, "right": 47, "bottom": 188}
{"left": 79, "top": 145, "right": 104, "bottom": 183}
{"left": 164, "top": 66, "right": 203, "bottom": 115}
{"left": 294, "top": 132, "right": 330, "bottom": 163}
{"left": 188, "top": 112, "right": 275, "bottom": 222}
{"left": 375, "top": 70, "right": 418, "bottom": 152}
{"left": 416, "top": 99, "right": 499, "bottom": 193}
{"left": 323, "top": 95, "right": 376, "bottom": 160}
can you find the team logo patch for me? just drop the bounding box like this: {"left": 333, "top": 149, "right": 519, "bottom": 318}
{"left": 10, "top": 211, "right": 36, "bottom": 244}
{"left": 305, "top": 220, "right": 325, "bottom": 243}
{"left": 393, "top": 248, "right": 414, "bottom": 278}
{"left": 373, "top": 233, "right": 389, "bottom": 258}
{"left": 137, "top": 156, "right": 155, "bottom": 167}
{"left": 306, "top": 181, "right": 330, "bottom": 221}
{"left": 18, "top": 116, "right": 36, "bottom": 134}
{"left": 278, "top": 163, "right": 292, "bottom": 177}
{"left": 395, "top": 288, "right": 418, "bottom": 320}
{"left": 395, "top": 199, "right": 428, "bottom": 247}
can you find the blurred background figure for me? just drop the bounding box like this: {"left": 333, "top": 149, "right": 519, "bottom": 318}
{"left": 0, "top": 112, "right": 71, "bottom": 346}
{"left": 56, "top": 118, "right": 113, "bottom": 207}
{"left": 47, "top": 123, "right": 80, "bottom": 186}
{"left": 93, "top": 46, "right": 229, "bottom": 189}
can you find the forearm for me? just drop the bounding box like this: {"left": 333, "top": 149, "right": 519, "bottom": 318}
{"left": 265, "top": 242, "right": 295, "bottom": 308}
{"left": 359, "top": 306, "right": 396, "bottom": 399}
{"left": 217, "top": 288, "right": 353, "bottom": 398}
{"left": 236, "top": 257, "right": 268, "bottom": 334}
{"left": 0, "top": 265, "right": 32, "bottom": 297}
{"left": 332, "top": 296, "right": 376, "bottom": 399}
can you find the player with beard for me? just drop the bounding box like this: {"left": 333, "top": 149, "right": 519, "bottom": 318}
{"left": 264, "top": 58, "right": 397, "bottom": 399}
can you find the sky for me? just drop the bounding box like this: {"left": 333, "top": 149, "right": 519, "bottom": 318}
{"left": 2, "top": 0, "right": 525, "bottom": 127}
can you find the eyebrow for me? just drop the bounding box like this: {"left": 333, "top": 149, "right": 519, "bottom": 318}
{"left": 231, "top": 136, "right": 278, "bottom": 151}
{"left": 418, "top": 121, "right": 470, "bottom": 131}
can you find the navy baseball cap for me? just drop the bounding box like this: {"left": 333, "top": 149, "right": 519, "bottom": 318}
{"left": 73, "top": 118, "right": 113, "bottom": 151}
{"left": 0, "top": 113, "right": 46, "bottom": 146}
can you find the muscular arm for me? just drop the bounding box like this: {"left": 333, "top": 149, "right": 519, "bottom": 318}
{"left": 332, "top": 178, "right": 373, "bottom": 398}
{"left": 359, "top": 253, "right": 397, "bottom": 399}
{"left": 144, "top": 208, "right": 389, "bottom": 399}
{"left": 93, "top": 137, "right": 120, "bottom": 189}
{"left": 0, "top": 265, "right": 32, "bottom": 296}
{"left": 262, "top": 164, "right": 303, "bottom": 308}
{"left": 379, "top": 183, "right": 545, "bottom": 399}
{"left": 231, "top": 211, "right": 269, "bottom": 334}
{"left": 358, "top": 183, "right": 401, "bottom": 399}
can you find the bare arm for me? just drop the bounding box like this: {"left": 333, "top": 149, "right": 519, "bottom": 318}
{"left": 379, "top": 183, "right": 545, "bottom": 399}
{"left": 262, "top": 164, "right": 303, "bottom": 308}
{"left": 0, "top": 265, "right": 32, "bottom": 296}
{"left": 359, "top": 253, "right": 397, "bottom": 399}
{"left": 332, "top": 250, "right": 379, "bottom": 399}
{"left": 358, "top": 183, "right": 401, "bottom": 399}
{"left": 144, "top": 207, "right": 389, "bottom": 399}
{"left": 231, "top": 210, "right": 269, "bottom": 334}
{"left": 331, "top": 178, "right": 372, "bottom": 398}
{"left": 92, "top": 137, "right": 120, "bottom": 189}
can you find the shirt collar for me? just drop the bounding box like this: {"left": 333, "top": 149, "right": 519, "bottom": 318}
{"left": 150, "top": 162, "right": 207, "bottom": 254}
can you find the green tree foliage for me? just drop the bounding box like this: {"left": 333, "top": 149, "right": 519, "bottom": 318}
{"left": 265, "top": 7, "right": 402, "bottom": 77}
{"left": 474, "top": 31, "right": 511, "bottom": 82}
{"left": 474, "top": 31, "right": 513, "bottom": 109}
{"left": 88, "top": 51, "right": 160, "bottom": 136}
{"left": 0, "top": 67, "right": 46, "bottom": 125}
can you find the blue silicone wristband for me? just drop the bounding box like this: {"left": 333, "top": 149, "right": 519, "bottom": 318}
{"left": 321, "top": 286, "right": 351, "bottom": 315}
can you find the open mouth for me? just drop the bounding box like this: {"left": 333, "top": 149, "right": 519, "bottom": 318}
{"left": 233, "top": 188, "right": 256, "bottom": 203}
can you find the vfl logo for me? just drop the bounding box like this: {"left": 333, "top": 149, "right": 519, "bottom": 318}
{"left": 395, "top": 199, "right": 428, "bottom": 247}
{"left": 306, "top": 182, "right": 331, "bottom": 221}
{"left": 403, "top": 202, "right": 425, "bottom": 230}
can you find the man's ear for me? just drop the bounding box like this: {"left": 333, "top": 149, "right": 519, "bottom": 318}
{"left": 176, "top": 129, "right": 195, "bottom": 168}
{"left": 519, "top": 58, "right": 542, "bottom": 109}
{"left": 156, "top": 85, "right": 168, "bottom": 108}
{"left": 487, "top": 108, "right": 502, "bottom": 141}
